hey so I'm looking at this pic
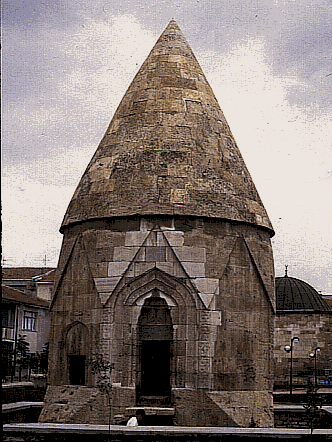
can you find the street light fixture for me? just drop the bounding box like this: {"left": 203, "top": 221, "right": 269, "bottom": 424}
{"left": 284, "top": 336, "right": 299, "bottom": 396}
{"left": 309, "top": 347, "right": 321, "bottom": 388}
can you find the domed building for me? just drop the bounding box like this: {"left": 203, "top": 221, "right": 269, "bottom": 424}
{"left": 274, "top": 270, "right": 331, "bottom": 389}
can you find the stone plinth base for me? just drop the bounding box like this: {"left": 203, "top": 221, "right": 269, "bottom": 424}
{"left": 207, "top": 391, "right": 274, "bottom": 428}
{"left": 126, "top": 407, "right": 175, "bottom": 416}
{"left": 38, "top": 386, "right": 109, "bottom": 424}
{"left": 172, "top": 389, "right": 274, "bottom": 427}
{"left": 4, "top": 423, "right": 330, "bottom": 440}
{"left": 39, "top": 386, "right": 273, "bottom": 427}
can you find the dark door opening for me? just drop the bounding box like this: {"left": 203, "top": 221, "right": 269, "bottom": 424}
{"left": 137, "top": 294, "right": 173, "bottom": 405}
{"left": 141, "top": 340, "right": 171, "bottom": 397}
{"left": 68, "top": 355, "right": 86, "bottom": 385}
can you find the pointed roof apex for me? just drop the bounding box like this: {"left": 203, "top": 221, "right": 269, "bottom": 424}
{"left": 166, "top": 19, "right": 180, "bottom": 28}
{"left": 61, "top": 21, "right": 274, "bottom": 235}
{"left": 160, "top": 20, "right": 186, "bottom": 38}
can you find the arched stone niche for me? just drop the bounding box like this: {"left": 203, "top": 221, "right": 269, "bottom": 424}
{"left": 136, "top": 292, "right": 173, "bottom": 404}
{"left": 108, "top": 268, "right": 203, "bottom": 395}
{"left": 62, "top": 321, "right": 90, "bottom": 385}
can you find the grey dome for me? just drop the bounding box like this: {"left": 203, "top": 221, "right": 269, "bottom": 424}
{"left": 276, "top": 276, "right": 331, "bottom": 313}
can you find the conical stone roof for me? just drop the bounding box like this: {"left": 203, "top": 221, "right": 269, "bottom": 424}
{"left": 61, "top": 20, "right": 274, "bottom": 234}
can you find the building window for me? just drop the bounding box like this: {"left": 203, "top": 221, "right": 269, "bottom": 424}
{"left": 2, "top": 307, "right": 15, "bottom": 328}
{"left": 23, "top": 311, "right": 37, "bottom": 331}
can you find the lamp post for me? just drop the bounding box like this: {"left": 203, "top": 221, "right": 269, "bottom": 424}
{"left": 284, "top": 336, "right": 299, "bottom": 396}
{"left": 309, "top": 347, "right": 320, "bottom": 388}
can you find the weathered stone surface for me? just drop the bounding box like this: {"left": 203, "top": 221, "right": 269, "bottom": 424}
{"left": 108, "top": 262, "right": 130, "bottom": 277}
{"left": 39, "top": 386, "right": 109, "bottom": 424}
{"left": 199, "top": 293, "right": 214, "bottom": 309}
{"left": 113, "top": 247, "right": 139, "bottom": 262}
{"left": 187, "top": 262, "right": 207, "bottom": 278}
{"left": 274, "top": 312, "right": 332, "bottom": 386}
{"left": 194, "top": 278, "right": 219, "bottom": 294}
{"left": 163, "top": 232, "right": 183, "bottom": 247}
{"left": 45, "top": 20, "right": 275, "bottom": 428}
{"left": 124, "top": 231, "right": 149, "bottom": 247}
{"left": 60, "top": 21, "right": 273, "bottom": 234}
{"left": 207, "top": 391, "right": 274, "bottom": 428}
{"left": 173, "top": 246, "right": 206, "bottom": 263}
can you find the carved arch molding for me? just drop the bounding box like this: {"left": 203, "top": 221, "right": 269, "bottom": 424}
{"left": 110, "top": 268, "right": 202, "bottom": 390}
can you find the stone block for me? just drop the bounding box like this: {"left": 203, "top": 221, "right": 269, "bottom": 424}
{"left": 125, "top": 231, "right": 149, "bottom": 246}
{"left": 163, "top": 230, "right": 184, "bottom": 246}
{"left": 199, "top": 293, "right": 214, "bottom": 309}
{"left": 173, "top": 261, "right": 188, "bottom": 278}
{"left": 113, "top": 246, "right": 139, "bottom": 262}
{"left": 39, "top": 386, "right": 109, "bottom": 424}
{"left": 111, "top": 386, "right": 136, "bottom": 418}
{"left": 198, "top": 341, "right": 214, "bottom": 358}
{"left": 166, "top": 247, "right": 178, "bottom": 262}
{"left": 181, "top": 262, "right": 205, "bottom": 277}
{"left": 194, "top": 278, "right": 219, "bottom": 294}
{"left": 91, "top": 308, "right": 102, "bottom": 324}
{"left": 134, "top": 262, "right": 155, "bottom": 276}
{"left": 210, "top": 311, "right": 222, "bottom": 325}
{"left": 100, "top": 324, "right": 113, "bottom": 340}
{"left": 207, "top": 391, "right": 274, "bottom": 428}
{"left": 89, "top": 262, "right": 108, "bottom": 278}
{"left": 174, "top": 246, "right": 206, "bottom": 262}
{"left": 186, "top": 340, "right": 197, "bottom": 357}
{"left": 170, "top": 188, "right": 188, "bottom": 204}
{"left": 108, "top": 261, "right": 130, "bottom": 277}
{"left": 95, "top": 231, "right": 125, "bottom": 248}
{"left": 145, "top": 231, "right": 157, "bottom": 246}
{"left": 156, "top": 262, "right": 174, "bottom": 274}
{"left": 157, "top": 231, "right": 168, "bottom": 246}
{"left": 198, "top": 356, "right": 212, "bottom": 373}
{"left": 146, "top": 246, "right": 166, "bottom": 262}
{"left": 94, "top": 277, "right": 121, "bottom": 294}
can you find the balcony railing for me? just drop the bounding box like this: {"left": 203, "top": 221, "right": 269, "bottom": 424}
{"left": 2, "top": 327, "right": 15, "bottom": 341}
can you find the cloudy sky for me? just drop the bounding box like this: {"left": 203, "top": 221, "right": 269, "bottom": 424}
{"left": 2, "top": 0, "right": 331, "bottom": 293}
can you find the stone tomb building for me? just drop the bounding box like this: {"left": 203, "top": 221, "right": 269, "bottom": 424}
{"left": 274, "top": 273, "right": 331, "bottom": 388}
{"left": 40, "top": 21, "right": 276, "bottom": 427}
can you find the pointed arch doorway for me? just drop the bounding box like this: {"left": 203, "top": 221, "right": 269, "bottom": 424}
{"left": 65, "top": 322, "right": 89, "bottom": 386}
{"left": 137, "top": 292, "right": 173, "bottom": 405}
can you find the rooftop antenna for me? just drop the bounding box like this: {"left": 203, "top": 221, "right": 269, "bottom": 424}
{"left": 285, "top": 264, "right": 288, "bottom": 277}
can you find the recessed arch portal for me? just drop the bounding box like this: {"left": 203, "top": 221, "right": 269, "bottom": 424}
{"left": 65, "top": 321, "right": 89, "bottom": 386}
{"left": 137, "top": 292, "right": 173, "bottom": 404}
{"left": 110, "top": 268, "right": 202, "bottom": 394}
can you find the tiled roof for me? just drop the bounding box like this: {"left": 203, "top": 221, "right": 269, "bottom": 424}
{"left": 2, "top": 267, "right": 56, "bottom": 282}
{"left": 322, "top": 296, "right": 332, "bottom": 309}
{"left": 1, "top": 285, "right": 50, "bottom": 309}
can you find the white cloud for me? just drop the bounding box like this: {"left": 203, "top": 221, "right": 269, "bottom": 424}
{"left": 2, "top": 174, "right": 70, "bottom": 267}
{"left": 2, "top": 15, "right": 331, "bottom": 292}
{"left": 2, "top": 14, "right": 156, "bottom": 265}
{"left": 197, "top": 38, "right": 332, "bottom": 290}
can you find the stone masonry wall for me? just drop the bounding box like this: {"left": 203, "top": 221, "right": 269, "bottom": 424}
{"left": 274, "top": 313, "right": 332, "bottom": 386}
{"left": 45, "top": 216, "right": 275, "bottom": 426}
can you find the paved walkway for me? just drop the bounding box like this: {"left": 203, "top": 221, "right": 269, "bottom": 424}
{"left": 3, "top": 423, "right": 332, "bottom": 436}
{"left": 2, "top": 402, "right": 44, "bottom": 413}
{"left": 2, "top": 381, "right": 34, "bottom": 389}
